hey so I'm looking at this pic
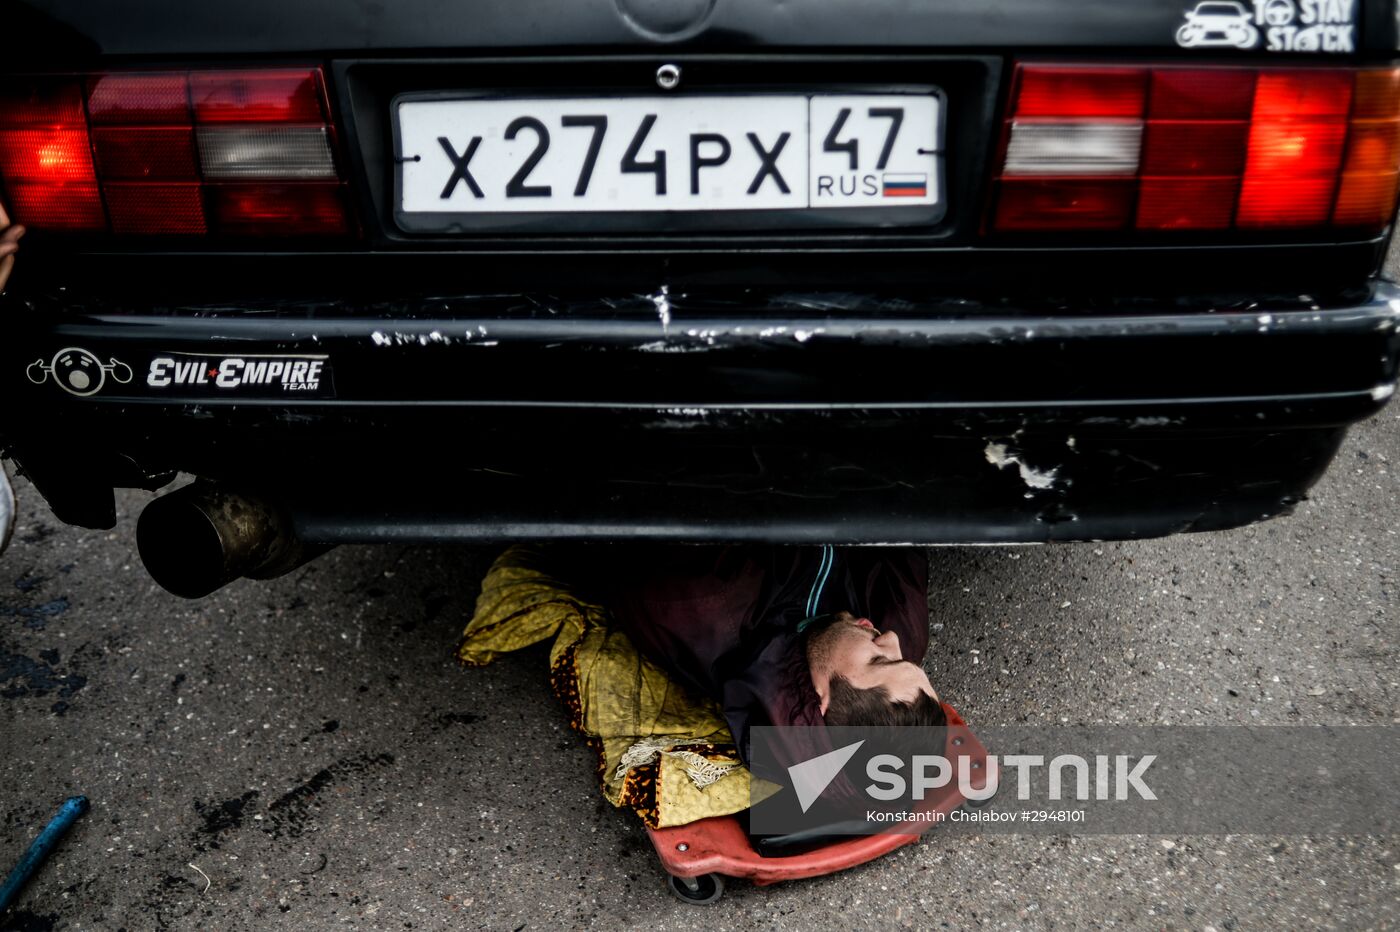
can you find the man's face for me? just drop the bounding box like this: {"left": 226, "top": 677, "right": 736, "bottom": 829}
{"left": 807, "top": 611, "right": 939, "bottom": 712}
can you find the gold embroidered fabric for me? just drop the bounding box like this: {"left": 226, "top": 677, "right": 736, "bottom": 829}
{"left": 458, "top": 544, "right": 752, "bottom": 828}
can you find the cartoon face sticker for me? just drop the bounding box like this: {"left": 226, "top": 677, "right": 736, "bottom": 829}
{"left": 26, "top": 348, "right": 133, "bottom": 397}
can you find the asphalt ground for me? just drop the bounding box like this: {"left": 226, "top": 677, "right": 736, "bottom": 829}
{"left": 2, "top": 357, "right": 1399, "bottom": 930}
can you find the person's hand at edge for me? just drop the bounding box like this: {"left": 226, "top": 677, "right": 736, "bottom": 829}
{"left": 0, "top": 199, "right": 26, "bottom": 293}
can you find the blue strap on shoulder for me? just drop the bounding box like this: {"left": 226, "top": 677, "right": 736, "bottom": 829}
{"left": 796, "top": 545, "right": 835, "bottom": 633}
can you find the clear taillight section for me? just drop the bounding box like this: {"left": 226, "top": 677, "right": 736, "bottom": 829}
{"left": 0, "top": 67, "right": 351, "bottom": 236}
{"left": 990, "top": 63, "right": 1400, "bottom": 234}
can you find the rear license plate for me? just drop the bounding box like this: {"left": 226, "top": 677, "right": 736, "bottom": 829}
{"left": 394, "top": 92, "right": 943, "bottom": 233}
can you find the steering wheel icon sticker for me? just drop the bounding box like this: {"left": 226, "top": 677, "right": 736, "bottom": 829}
{"left": 27, "top": 348, "right": 133, "bottom": 397}
{"left": 1263, "top": 0, "right": 1296, "bottom": 25}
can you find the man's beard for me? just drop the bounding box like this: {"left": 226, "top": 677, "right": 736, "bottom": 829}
{"left": 803, "top": 611, "right": 852, "bottom": 670}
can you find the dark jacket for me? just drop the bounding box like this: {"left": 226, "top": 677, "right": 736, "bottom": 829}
{"left": 570, "top": 544, "right": 930, "bottom": 768}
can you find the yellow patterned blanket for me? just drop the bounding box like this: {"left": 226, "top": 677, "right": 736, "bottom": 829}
{"left": 458, "top": 544, "right": 754, "bottom": 828}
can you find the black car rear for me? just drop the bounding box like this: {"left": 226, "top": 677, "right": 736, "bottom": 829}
{"left": 2, "top": 0, "right": 1397, "bottom": 595}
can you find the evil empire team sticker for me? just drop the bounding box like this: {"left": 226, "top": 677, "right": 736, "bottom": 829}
{"left": 1176, "top": 0, "right": 1355, "bottom": 52}
{"left": 144, "top": 352, "right": 335, "bottom": 397}
{"left": 26, "top": 349, "right": 335, "bottom": 398}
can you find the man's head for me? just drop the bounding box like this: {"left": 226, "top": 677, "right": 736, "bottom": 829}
{"left": 805, "top": 611, "right": 946, "bottom": 727}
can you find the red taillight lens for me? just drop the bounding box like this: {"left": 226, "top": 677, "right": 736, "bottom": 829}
{"left": 87, "top": 74, "right": 190, "bottom": 125}
{"left": 1250, "top": 70, "right": 1353, "bottom": 119}
{"left": 1236, "top": 71, "right": 1352, "bottom": 228}
{"left": 995, "top": 178, "right": 1134, "bottom": 231}
{"left": 1136, "top": 178, "right": 1238, "bottom": 231}
{"left": 1135, "top": 70, "right": 1255, "bottom": 231}
{"left": 0, "top": 127, "right": 96, "bottom": 182}
{"left": 1014, "top": 68, "right": 1148, "bottom": 118}
{"left": 4, "top": 182, "right": 104, "bottom": 230}
{"left": 191, "top": 70, "right": 324, "bottom": 123}
{"left": 1140, "top": 122, "right": 1249, "bottom": 176}
{"left": 0, "top": 67, "right": 350, "bottom": 236}
{"left": 207, "top": 183, "right": 349, "bottom": 236}
{"left": 105, "top": 182, "right": 206, "bottom": 234}
{"left": 1147, "top": 70, "right": 1255, "bottom": 120}
{"left": 0, "top": 79, "right": 104, "bottom": 230}
{"left": 990, "top": 63, "right": 1400, "bottom": 236}
{"left": 93, "top": 127, "right": 198, "bottom": 180}
{"left": 0, "top": 80, "right": 87, "bottom": 126}
{"left": 1236, "top": 126, "right": 1348, "bottom": 227}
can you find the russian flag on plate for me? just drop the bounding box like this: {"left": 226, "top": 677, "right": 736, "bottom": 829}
{"left": 881, "top": 173, "right": 927, "bottom": 198}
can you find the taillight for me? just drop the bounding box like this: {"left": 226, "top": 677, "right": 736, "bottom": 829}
{"left": 990, "top": 63, "right": 1400, "bottom": 235}
{"left": 0, "top": 80, "right": 103, "bottom": 230}
{"left": 1336, "top": 69, "right": 1400, "bottom": 227}
{"left": 0, "top": 67, "right": 351, "bottom": 236}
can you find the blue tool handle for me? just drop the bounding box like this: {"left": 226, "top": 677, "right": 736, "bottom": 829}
{"left": 0, "top": 796, "right": 89, "bottom": 914}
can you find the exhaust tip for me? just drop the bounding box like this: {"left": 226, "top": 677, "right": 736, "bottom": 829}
{"left": 137, "top": 483, "right": 326, "bottom": 599}
{"left": 137, "top": 492, "right": 233, "bottom": 599}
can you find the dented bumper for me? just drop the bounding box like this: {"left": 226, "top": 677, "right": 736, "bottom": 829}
{"left": 3, "top": 283, "right": 1398, "bottom": 543}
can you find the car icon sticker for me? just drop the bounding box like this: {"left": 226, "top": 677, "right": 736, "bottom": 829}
{"left": 26, "top": 348, "right": 133, "bottom": 397}
{"left": 1177, "top": 1, "right": 1260, "bottom": 49}
{"left": 1176, "top": 0, "right": 1356, "bottom": 53}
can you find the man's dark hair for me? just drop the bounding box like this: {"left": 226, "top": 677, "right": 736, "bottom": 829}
{"left": 822, "top": 674, "right": 947, "bottom": 728}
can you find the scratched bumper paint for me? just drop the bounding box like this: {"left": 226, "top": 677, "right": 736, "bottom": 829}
{"left": 1, "top": 283, "right": 1396, "bottom": 542}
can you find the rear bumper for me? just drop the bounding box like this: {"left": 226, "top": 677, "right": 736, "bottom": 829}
{"left": 3, "top": 282, "right": 1397, "bottom": 543}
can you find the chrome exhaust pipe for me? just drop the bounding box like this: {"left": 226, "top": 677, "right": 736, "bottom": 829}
{"left": 136, "top": 483, "right": 328, "bottom": 598}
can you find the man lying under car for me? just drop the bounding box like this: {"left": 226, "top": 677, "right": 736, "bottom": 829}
{"left": 570, "top": 543, "right": 945, "bottom": 757}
